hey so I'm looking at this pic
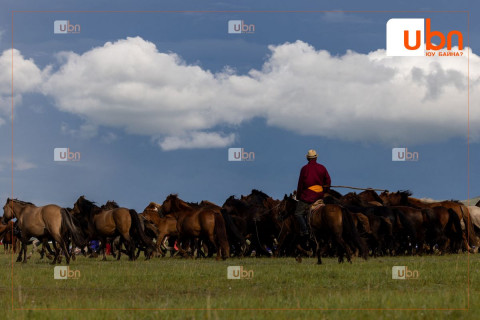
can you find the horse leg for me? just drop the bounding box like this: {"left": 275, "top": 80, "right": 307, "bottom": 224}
{"left": 50, "top": 241, "right": 60, "bottom": 265}
{"left": 335, "top": 234, "right": 352, "bottom": 264}
{"left": 314, "top": 232, "right": 322, "bottom": 265}
{"left": 120, "top": 234, "right": 134, "bottom": 261}
{"left": 116, "top": 238, "right": 123, "bottom": 260}
{"left": 60, "top": 240, "right": 71, "bottom": 264}
{"left": 206, "top": 233, "right": 220, "bottom": 261}
{"left": 98, "top": 238, "right": 106, "bottom": 261}
{"left": 16, "top": 238, "right": 26, "bottom": 262}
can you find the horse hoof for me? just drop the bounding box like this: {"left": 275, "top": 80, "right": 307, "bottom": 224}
{"left": 295, "top": 256, "right": 302, "bottom": 263}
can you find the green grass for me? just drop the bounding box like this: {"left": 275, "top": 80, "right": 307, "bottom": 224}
{"left": 0, "top": 249, "right": 479, "bottom": 319}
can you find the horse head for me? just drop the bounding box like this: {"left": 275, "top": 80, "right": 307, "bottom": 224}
{"left": 2, "top": 198, "right": 14, "bottom": 224}
{"left": 72, "top": 195, "right": 98, "bottom": 216}
{"left": 102, "top": 200, "right": 119, "bottom": 210}
{"left": 161, "top": 194, "right": 190, "bottom": 215}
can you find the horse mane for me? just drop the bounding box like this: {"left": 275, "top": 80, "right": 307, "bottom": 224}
{"left": 10, "top": 198, "right": 36, "bottom": 206}
{"left": 250, "top": 189, "right": 270, "bottom": 200}
{"left": 200, "top": 200, "right": 218, "bottom": 207}
{"left": 102, "top": 200, "right": 119, "bottom": 209}
{"left": 398, "top": 190, "right": 412, "bottom": 197}
{"left": 77, "top": 196, "right": 99, "bottom": 214}
{"left": 326, "top": 189, "right": 343, "bottom": 199}
{"left": 225, "top": 196, "right": 249, "bottom": 209}
{"left": 149, "top": 202, "right": 161, "bottom": 208}
{"left": 165, "top": 194, "right": 191, "bottom": 212}
{"left": 359, "top": 189, "right": 383, "bottom": 203}
{"left": 397, "top": 190, "right": 412, "bottom": 205}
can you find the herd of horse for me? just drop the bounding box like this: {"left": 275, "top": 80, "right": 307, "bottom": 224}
{"left": 1, "top": 189, "right": 480, "bottom": 265}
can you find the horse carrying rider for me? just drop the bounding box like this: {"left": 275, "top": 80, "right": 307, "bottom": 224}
{"left": 295, "top": 149, "right": 331, "bottom": 251}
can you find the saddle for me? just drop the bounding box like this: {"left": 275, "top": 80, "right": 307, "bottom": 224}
{"left": 309, "top": 199, "right": 325, "bottom": 214}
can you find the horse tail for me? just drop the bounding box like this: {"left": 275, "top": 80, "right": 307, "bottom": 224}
{"left": 61, "top": 208, "right": 86, "bottom": 247}
{"left": 341, "top": 207, "right": 367, "bottom": 260}
{"left": 394, "top": 208, "right": 417, "bottom": 248}
{"left": 129, "top": 209, "right": 154, "bottom": 248}
{"left": 447, "top": 208, "right": 464, "bottom": 244}
{"left": 221, "top": 209, "right": 245, "bottom": 244}
{"left": 460, "top": 206, "right": 478, "bottom": 247}
{"left": 214, "top": 211, "right": 230, "bottom": 259}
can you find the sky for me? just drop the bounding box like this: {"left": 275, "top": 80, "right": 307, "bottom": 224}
{"left": 0, "top": 0, "right": 479, "bottom": 211}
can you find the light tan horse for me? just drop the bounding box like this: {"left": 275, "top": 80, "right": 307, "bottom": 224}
{"left": 2, "top": 199, "right": 84, "bottom": 264}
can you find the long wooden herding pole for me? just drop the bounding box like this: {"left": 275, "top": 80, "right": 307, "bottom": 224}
{"left": 326, "top": 185, "right": 388, "bottom": 192}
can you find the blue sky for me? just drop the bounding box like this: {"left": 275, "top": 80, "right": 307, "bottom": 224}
{"left": 0, "top": 1, "right": 479, "bottom": 211}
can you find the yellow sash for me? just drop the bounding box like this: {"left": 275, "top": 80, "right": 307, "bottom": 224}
{"left": 307, "top": 185, "right": 323, "bottom": 193}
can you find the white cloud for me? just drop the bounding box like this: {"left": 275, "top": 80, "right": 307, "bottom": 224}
{"left": 14, "top": 158, "right": 36, "bottom": 171}
{"left": 23, "top": 36, "right": 480, "bottom": 148}
{"left": 158, "top": 131, "right": 236, "bottom": 151}
{"left": 0, "top": 157, "right": 36, "bottom": 171}
{"left": 0, "top": 49, "right": 45, "bottom": 125}
{"left": 61, "top": 122, "right": 98, "bottom": 139}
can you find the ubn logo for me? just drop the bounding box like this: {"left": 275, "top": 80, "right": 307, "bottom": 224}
{"left": 228, "top": 20, "right": 255, "bottom": 34}
{"left": 54, "top": 20, "right": 81, "bottom": 34}
{"left": 227, "top": 266, "right": 254, "bottom": 279}
{"left": 228, "top": 148, "right": 255, "bottom": 161}
{"left": 386, "top": 18, "right": 463, "bottom": 56}
{"left": 392, "top": 266, "right": 419, "bottom": 280}
{"left": 54, "top": 266, "right": 81, "bottom": 279}
{"left": 392, "top": 148, "right": 418, "bottom": 161}
{"left": 54, "top": 148, "right": 81, "bottom": 161}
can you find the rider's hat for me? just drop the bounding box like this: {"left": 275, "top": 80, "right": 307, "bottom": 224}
{"left": 306, "top": 149, "right": 318, "bottom": 159}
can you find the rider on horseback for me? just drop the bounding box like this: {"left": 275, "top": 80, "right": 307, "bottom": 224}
{"left": 295, "top": 149, "right": 331, "bottom": 252}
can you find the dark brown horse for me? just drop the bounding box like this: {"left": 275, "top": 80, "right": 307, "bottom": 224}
{"left": 0, "top": 221, "right": 18, "bottom": 253}
{"left": 72, "top": 196, "right": 154, "bottom": 260}
{"left": 2, "top": 199, "right": 84, "bottom": 264}
{"left": 274, "top": 194, "right": 308, "bottom": 257}
{"left": 222, "top": 190, "right": 280, "bottom": 257}
{"left": 160, "top": 194, "right": 229, "bottom": 260}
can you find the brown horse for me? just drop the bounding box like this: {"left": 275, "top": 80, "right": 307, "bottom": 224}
{"left": 141, "top": 203, "right": 179, "bottom": 257}
{"left": 160, "top": 194, "right": 229, "bottom": 260}
{"left": 356, "top": 190, "right": 385, "bottom": 207}
{"left": 2, "top": 199, "right": 84, "bottom": 264}
{"left": 72, "top": 196, "right": 154, "bottom": 261}
{"left": 309, "top": 201, "right": 368, "bottom": 264}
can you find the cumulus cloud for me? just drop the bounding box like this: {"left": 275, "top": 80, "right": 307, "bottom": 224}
{"left": 0, "top": 49, "right": 45, "bottom": 125}
{"left": 11, "top": 36, "right": 478, "bottom": 149}
{"left": 158, "top": 131, "right": 236, "bottom": 151}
